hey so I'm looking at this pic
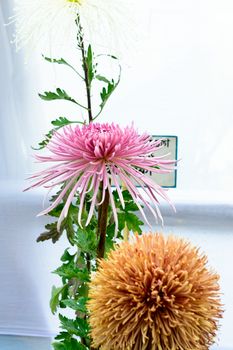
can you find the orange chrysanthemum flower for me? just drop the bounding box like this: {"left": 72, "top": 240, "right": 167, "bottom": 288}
{"left": 88, "top": 233, "right": 223, "bottom": 350}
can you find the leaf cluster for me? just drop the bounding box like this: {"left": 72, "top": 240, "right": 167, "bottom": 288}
{"left": 50, "top": 250, "right": 90, "bottom": 349}
{"left": 39, "top": 49, "right": 121, "bottom": 124}
{"left": 105, "top": 190, "right": 144, "bottom": 254}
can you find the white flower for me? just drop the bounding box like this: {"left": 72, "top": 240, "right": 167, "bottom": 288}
{"left": 12, "top": 0, "right": 138, "bottom": 56}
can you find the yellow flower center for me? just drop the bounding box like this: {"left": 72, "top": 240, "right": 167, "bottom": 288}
{"left": 67, "top": 0, "right": 82, "bottom": 4}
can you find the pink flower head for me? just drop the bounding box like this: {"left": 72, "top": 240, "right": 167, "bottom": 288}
{"left": 26, "top": 123, "right": 176, "bottom": 233}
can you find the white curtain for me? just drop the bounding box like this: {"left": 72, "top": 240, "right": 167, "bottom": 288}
{"left": 0, "top": 2, "right": 65, "bottom": 338}
{"left": 0, "top": 1, "right": 51, "bottom": 180}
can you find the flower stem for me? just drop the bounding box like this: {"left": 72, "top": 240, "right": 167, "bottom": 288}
{"left": 80, "top": 41, "right": 93, "bottom": 123}
{"left": 76, "top": 15, "right": 93, "bottom": 123}
{"left": 97, "top": 188, "right": 110, "bottom": 261}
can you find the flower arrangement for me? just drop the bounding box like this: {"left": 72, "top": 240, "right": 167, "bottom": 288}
{"left": 12, "top": 1, "right": 222, "bottom": 349}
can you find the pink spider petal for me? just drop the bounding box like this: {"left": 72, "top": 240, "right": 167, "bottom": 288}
{"left": 27, "top": 122, "right": 177, "bottom": 232}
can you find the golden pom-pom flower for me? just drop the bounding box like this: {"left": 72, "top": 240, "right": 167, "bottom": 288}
{"left": 88, "top": 233, "right": 223, "bottom": 350}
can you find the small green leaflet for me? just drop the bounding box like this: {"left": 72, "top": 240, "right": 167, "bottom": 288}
{"left": 51, "top": 116, "right": 83, "bottom": 127}
{"left": 95, "top": 75, "right": 110, "bottom": 84}
{"left": 61, "top": 248, "right": 75, "bottom": 263}
{"left": 62, "top": 297, "right": 87, "bottom": 313}
{"left": 43, "top": 56, "right": 69, "bottom": 65}
{"left": 74, "top": 227, "right": 99, "bottom": 256}
{"left": 43, "top": 55, "right": 84, "bottom": 80}
{"left": 53, "top": 259, "right": 90, "bottom": 282}
{"left": 39, "top": 88, "right": 77, "bottom": 103}
{"left": 36, "top": 222, "right": 63, "bottom": 244}
{"left": 50, "top": 285, "right": 68, "bottom": 314}
{"left": 53, "top": 338, "right": 88, "bottom": 350}
{"left": 86, "top": 45, "right": 95, "bottom": 84}
{"left": 59, "top": 314, "right": 90, "bottom": 339}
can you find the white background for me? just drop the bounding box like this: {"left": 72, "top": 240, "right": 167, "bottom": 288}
{"left": 1, "top": 0, "right": 233, "bottom": 195}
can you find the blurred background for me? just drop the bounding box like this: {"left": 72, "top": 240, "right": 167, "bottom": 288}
{"left": 0, "top": 0, "right": 233, "bottom": 349}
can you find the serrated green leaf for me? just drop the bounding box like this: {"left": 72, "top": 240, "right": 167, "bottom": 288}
{"left": 74, "top": 227, "right": 98, "bottom": 255}
{"left": 39, "top": 88, "right": 74, "bottom": 102}
{"left": 53, "top": 260, "right": 89, "bottom": 282}
{"left": 59, "top": 314, "right": 90, "bottom": 339}
{"left": 39, "top": 89, "right": 88, "bottom": 110}
{"left": 36, "top": 222, "right": 64, "bottom": 244}
{"left": 62, "top": 297, "right": 87, "bottom": 313}
{"left": 122, "top": 212, "right": 143, "bottom": 233}
{"left": 51, "top": 117, "right": 71, "bottom": 127}
{"left": 51, "top": 116, "right": 84, "bottom": 128}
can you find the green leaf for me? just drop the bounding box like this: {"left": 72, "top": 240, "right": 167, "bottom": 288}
{"left": 53, "top": 260, "right": 89, "bottom": 282}
{"left": 96, "top": 75, "right": 111, "bottom": 84}
{"left": 39, "top": 88, "right": 76, "bottom": 103}
{"left": 43, "top": 56, "right": 69, "bottom": 65}
{"left": 32, "top": 128, "right": 55, "bottom": 150}
{"left": 62, "top": 297, "right": 87, "bottom": 313}
{"left": 43, "top": 55, "right": 84, "bottom": 80}
{"left": 74, "top": 227, "right": 99, "bottom": 255}
{"left": 38, "top": 89, "right": 88, "bottom": 110}
{"left": 61, "top": 249, "right": 75, "bottom": 263}
{"left": 54, "top": 332, "right": 71, "bottom": 341}
{"left": 49, "top": 204, "right": 64, "bottom": 218}
{"left": 59, "top": 314, "right": 90, "bottom": 339}
{"left": 51, "top": 117, "right": 72, "bottom": 127}
{"left": 53, "top": 342, "right": 66, "bottom": 350}
{"left": 97, "top": 75, "right": 121, "bottom": 118}
{"left": 120, "top": 212, "right": 143, "bottom": 234}
{"left": 113, "top": 189, "right": 142, "bottom": 212}
{"left": 53, "top": 338, "right": 87, "bottom": 350}
{"left": 51, "top": 116, "right": 84, "bottom": 128}
{"left": 50, "top": 285, "right": 68, "bottom": 314}
{"left": 86, "top": 45, "right": 94, "bottom": 84}
{"left": 36, "top": 222, "right": 64, "bottom": 244}
{"left": 93, "top": 55, "right": 121, "bottom": 119}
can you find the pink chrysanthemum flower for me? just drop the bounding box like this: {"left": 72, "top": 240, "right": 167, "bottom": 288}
{"left": 26, "top": 123, "right": 176, "bottom": 232}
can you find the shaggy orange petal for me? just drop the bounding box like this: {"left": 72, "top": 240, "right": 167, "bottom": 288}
{"left": 88, "top": 233, "right": 223, "bottom": 350}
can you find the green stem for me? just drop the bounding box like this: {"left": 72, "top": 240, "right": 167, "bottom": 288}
{"left": 86, "top": 253, "right": 91, "bottom": 273}
{"left": 80, "top": 42, "right": 93, "bottom": 123}
{"left": 76, "top": 15, "right": 93, "bottom": 123}
{"left": 97, "top": 188, "right": 110, "bottom": 261}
